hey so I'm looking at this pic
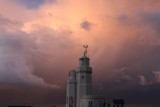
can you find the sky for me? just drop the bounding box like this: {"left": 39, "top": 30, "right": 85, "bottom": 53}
{"left": 0, "top": 0, "right": 160, "bottom": 104}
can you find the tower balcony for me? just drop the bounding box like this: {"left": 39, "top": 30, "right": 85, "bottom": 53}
{"left": 76, "top": 67, "right": 92, "bottom": 73}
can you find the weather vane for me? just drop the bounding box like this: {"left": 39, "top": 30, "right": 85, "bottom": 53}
{"left": 83, "top": 45, "right": 88, "bottom": 56}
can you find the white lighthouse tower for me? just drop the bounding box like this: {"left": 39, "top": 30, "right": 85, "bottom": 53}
{"left": 65, "top": 45, "right": 125, "bottom": 107}
{"left": 76, "top": 45, "right": 92, "bottom": 107}
{"left": 66, "top": 70, "right": 77, "bottom": 107}
{"left": 66, "top": 45, "right": 92, "bottom": 107}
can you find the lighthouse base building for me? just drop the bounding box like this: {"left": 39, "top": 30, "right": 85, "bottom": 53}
{"left": 66, "top": 48, "right": 125, "bottom": 107}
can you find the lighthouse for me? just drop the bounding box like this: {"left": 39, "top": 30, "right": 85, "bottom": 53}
{"left": 76, "top": 48, "right": 92, "bottom": 107}
{"left": 66, "top": 45, "right": 125, "bottom": 107}
{"left": 66, "top": 70, "right": 77, "bottom": 107}
{"left": 66, "top": 45, "right": 92, "bottom": 107}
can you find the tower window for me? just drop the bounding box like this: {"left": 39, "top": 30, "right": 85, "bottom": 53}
{"left": 103, "top": 103, "right": 106, "bottom": 107}
{"left": 89, "top": 101, "right": 92, "bottom": 107}
{"left": 82, "top": 76, "right": 84, "bottom": 79}
{"left": 66, "top": 97, "right": 68, "bottom": 104}
{"left": 108, "top": 104, "right": 110, "bottom": 107}
{"left": 69, "top": 96, "right": 73, "bottom": 105}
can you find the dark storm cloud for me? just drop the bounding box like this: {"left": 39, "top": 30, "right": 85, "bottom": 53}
{"left": 0, "top": 15, "right": 23, "bottom": 31}
{"left": 0, "top": 15, "right": 22, "bottom": 26}
{"left": 16, "top": 0, "right": 44, "bottom": 8}
{"left": 92, "top": 9, "right": 160, "bottom": 103}
{"left": 0, "top": 29, "right": 61, "bottom": 88}
{"left": 1, "top": 0, "right": 160, "bottom": 104}
{"left": 0, "top": 15, "right": 76, "bottom": 89}
{"left": 140, "top": 9, "right": 160, "bottom": 34}
{"left": 80, "top": 20, "right": 93, "bottom": 31}
{"left": 15, "top": 0, "right": 56, "bottom": 9}
{"left": 95, "top": 34, "right": 160, "bottom": 84}
{"left": 95, "top": 83, "right": 160, "bottom": 104}
{"left": 0, "top": 14, "right": 80, "bottom": 103}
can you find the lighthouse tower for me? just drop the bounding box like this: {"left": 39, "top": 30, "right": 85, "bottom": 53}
{"left": 66, "top": 45, "right": 125, "bottom": 107}
{"left": 76, "top": 45, "right": 92, "bottom": 107}
{"left": 66, "top": 45, "right": 92, "bottom": 107}
{"left": 66, "top": 70, "right": 77, "bottom": 107}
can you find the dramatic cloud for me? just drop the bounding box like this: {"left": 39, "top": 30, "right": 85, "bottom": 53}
{"left": 80, "top": 20, "right": 93, "bottom": 31}
{"left": 16, "top": 0, "right": 45, "bottom": 8}
{"left": 0, "top": 0, "right": 160, "bottom": 104}
{"left": 15, "top": 0, "right": 56, "bottom": 9}
{"left": 140, "top": 9, "right": 160, "bottom": 34}
{"left": 0, "top": 16, "right": 62, "bottom": 89}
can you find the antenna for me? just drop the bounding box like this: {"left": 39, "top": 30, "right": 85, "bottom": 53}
{"left": 83, "top": 45, "right": 88, "bottom": 56}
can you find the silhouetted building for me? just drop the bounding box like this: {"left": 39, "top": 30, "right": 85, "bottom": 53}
{"left": 66, "top": 46, "right": 125, "bottom": 107}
